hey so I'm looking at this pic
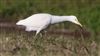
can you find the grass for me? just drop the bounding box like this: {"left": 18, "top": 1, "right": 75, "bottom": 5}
{"left": 0, "top": 0, "right": 100, "bottom": 31}
{"left": 0, "top": 27, "right": 98, "bottom": 56}
{"left": 0, "top": 0, "right": 100, "bottom": 56}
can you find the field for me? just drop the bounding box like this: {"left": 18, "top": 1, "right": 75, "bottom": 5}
{"left": 0, "top": 0, "right": 100, "bottom": 56}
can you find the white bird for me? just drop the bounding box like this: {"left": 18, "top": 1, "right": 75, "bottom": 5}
{"left": 16, "top": 13, "right": 82, "bottom": 36}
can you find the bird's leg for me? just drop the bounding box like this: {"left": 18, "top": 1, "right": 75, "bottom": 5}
{"left": 34, "top": 32, "right": 43, "bottom": 43}
{"left": 44, "top": 30, "right": 47, "bottom": 37}
{"left": 34, "top": 28, "right": 42, "bottom": 38}
{"left": 33, "top": 32, "right": 39, "bottom": 43}
{"left": 34, "top": 34, "right": 37, "bottom": 38}
{"left": 40, "top": 33, "right": 43, "bottom": 37}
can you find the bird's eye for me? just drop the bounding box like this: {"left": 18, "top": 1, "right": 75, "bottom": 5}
{"left": 75, "top": 19, "right": 78, "bottom": 22}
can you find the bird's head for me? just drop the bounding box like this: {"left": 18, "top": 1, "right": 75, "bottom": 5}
{"left": 69, "top": 16, "right": 82, "bottom": 27}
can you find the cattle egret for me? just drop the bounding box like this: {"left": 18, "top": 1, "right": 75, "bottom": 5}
{"left": 16, "top": 13, "right": 82, "bottom": 36}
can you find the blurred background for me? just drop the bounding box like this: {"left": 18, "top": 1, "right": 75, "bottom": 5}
{"left": 0, "top": 0, "right": 100, "bottom": 56}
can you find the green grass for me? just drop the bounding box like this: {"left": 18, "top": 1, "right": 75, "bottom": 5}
{"left": 0, "top": 0, "right": 100, "bottom": 31}
{"left": 0, "top": 0, "right": 100, "bottom": 56}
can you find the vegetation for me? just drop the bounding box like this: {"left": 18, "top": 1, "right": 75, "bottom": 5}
{"left": 0, "top": 0, "right": 100, "bottom": 32}
{"left": 0, "top": 0, "right": 100, "bottom": 56}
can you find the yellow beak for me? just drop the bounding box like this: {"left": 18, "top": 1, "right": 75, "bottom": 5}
{"left": 76, "top": 21, "right": 82, "bottom": 27}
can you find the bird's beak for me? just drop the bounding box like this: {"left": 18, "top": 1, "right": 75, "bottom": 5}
{"left": 73, "top": 19, "right": 82, "bottom": 27}
{"left": 76, "top": 21, "right": 82, "bottom": 27}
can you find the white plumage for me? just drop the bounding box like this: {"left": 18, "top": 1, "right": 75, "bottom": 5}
{"left": 16, "top": 13, "right": 82, "bottom": 35}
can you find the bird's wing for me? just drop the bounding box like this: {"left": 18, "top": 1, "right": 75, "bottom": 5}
{"left": 35, "top": 18, "right": 51, "bottom": 35}
{"left": 23, "top": 14, "right": 51, "bottom": 27}
{"left": 23, "top": 14, "right": 51, "bottom": 32}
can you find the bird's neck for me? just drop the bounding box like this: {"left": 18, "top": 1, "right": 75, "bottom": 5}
{"left": 51, "top": 16, "right": 71, "bottom": 24}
